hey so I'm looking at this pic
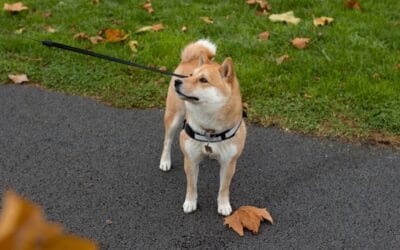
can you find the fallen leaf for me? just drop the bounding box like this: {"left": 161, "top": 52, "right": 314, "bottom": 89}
{"left": 3, "top": 2, "right": 28, "bottom": 13}
{"left": 181, "top": 25, "right": 187, "bottom": 32}
{"left": 89, "top": 35, "right": 104, "bottom": 45}
{"left": 105, "top": 219, "right": 112, "bottom": 225}
{"left": 151, "top": 23, "right": 164, "bottom": 31}
{"left": 304, "top": 93, "right": 312, "bottom": 99}
{"left": 200, "top": 16, "right": 214, "bottom": 24}
{"left": 159, "top": 66, "right": 167, "bottom": 71}
{"left": 45, "top": 26, "right": 56, "bottom": 33}
{"left": 128, "top": 40, "right": 139, "bottom": 53}
{"left": 143, "top": 0, "right": 153, "bottom": 13}
{"left": 15, "top": 27, "right": 26, "bottom": 34}
{"left": 8, "top": 74, "right": 29, "bottom": 84}
{"left": 269, "top": 11, "right": 301, "bottom": 25}
{"left": 291, "top": 37, "right": 310, "bottom": 49}
{"left": 135, "top": 23, "right": 164, "bottom": 33}
{"left": 0, "top": 191, "right": 98, "bottom": 250}
{"left": 313, "top": 16, "right": 334, "bottom": 26}
{"left": 276, "top": 54, "right": 290, "bottom": 64}
{"left": 42, "top": 11, "right": 52, "bottom": 18}
{"left": 224, "top": 206, "right": 273, "bottom": 236}
{"left": 246, "top": 0, "right": 272, "bottom": 12}
{"left": 104, "top": 28, "right": 129, "bottom": 42}
{"left": 155, "top": 78, "right": 165, "bottom": 84}
{"left": 73, "top": 32, "right": 89, "bottom": 40}
{"left": 258, "top": 31, "right": 270, "bottom": 41}
{"left": 345, "top": 0, "right": 361, "bottom": 10}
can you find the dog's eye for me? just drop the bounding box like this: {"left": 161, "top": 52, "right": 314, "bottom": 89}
{"left": 189, "top": 73, "right": 193, "bottom": 77}
{"left": 199, "top": 77, "right": 208, "bottom": 83}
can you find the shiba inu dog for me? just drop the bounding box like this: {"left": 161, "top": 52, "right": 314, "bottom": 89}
{"left": 159, "top": 39, "right": 246, "bottom": 216}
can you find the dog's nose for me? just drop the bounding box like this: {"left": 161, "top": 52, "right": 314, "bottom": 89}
{"left": 174, "top": 79, "right": 183, "bottom": 88}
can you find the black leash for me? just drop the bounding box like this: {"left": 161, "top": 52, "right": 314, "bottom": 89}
{"left": 1, "top": 29, "right": 188, "bottom": 78}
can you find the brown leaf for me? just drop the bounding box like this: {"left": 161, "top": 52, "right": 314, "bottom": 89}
{"left": 345, "top": 0, "right": 361, "bottom": 10}
{"left": 258, "top": 31, "right": 270, "bottom": 41}
{"left": 0, "top": 191, "right": 98, "bottom": 250}
{"left": 159, "top": 66, "right": 167, "bottom": 71}
{"left": 89, "top": 35, "right": 104, "bottom": 45}
{"left": 291, "top": 37, "right": 310, "bottom": 49}
{"left": 151, "top": 23, "right": 164, "bottom": 31}
{"left": 91, "top": 0, "right": 100, "bottom": 5}
{"left": 269, "top": 11, "right": 301, "bottom": 25}
{"left": 143, "top": 0, "right": 153, "bottom": 13}
{"left": 224, "top": 206, "right": 273, "bottom": 236}
{"left": 45, "top": 26, "right": 56, "bottom": 33}
{"left": 276, "top": 54, "right": 290, "bottom": 64}
{"left": 128, "top": 40, "right": 139, "bottom": 53}
{"left": 247, "top": 0, "right": 272, "bottom": 12}
{"left": 3, "top": 2, "right": 28, "bottom": 13}
{"left": 73, "top": 32, "right": 89, "bottom": 40}
{"left": 181, "top": 25, "right": 187, "bottom": 32}
{"left": 313, "top": 16, "right": 334, "bottom": 27}
{"left": 8, "top": 74, "right": 29, "bottom": 84}
{"left": 42, "top": 11, "right": 52, "bottom": 18}
{"left": 104, "top": 28, "right": 129, "bottom": 42}
{"left": 200, "top": 16, "right": 214, "bottom": 24}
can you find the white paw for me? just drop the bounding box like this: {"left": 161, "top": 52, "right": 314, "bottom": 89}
{"left": 183, "top": 200, "right": 197, "bottom": 213}
{"left": 218, "top": 203, "right": 232, "bottom": 216}
{"left": 159, "top": 158, "right": 171, "bottom": 172}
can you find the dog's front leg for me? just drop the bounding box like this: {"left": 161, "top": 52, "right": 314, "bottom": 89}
{"left": 182, "top": 155, "right": 200, "bottom": 213}
{"left": 217, "top": 157, "right": 237, "bottom": 216}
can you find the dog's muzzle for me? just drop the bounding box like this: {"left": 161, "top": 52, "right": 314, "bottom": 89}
{"left": 174, "top": 79, "right": 199, "bottom": 101}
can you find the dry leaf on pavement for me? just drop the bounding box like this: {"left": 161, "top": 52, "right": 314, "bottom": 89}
{"left": 3, "top": 2, "right": 28, "bottom": 13}
{"left": 276, "top": 54, "right": 290, "bottom": 64}
{"left": 104, "top": 28, "right": 129, "bottom": 42}
{"left": 0, "top": 191, "right": 98, "bottom": 250}
{"left": 8, "top": 74, "right": 29, "bottom": 84}
{"left": 200, "top": 16, "right": 214, "bottom": 24}
{"left": 143, "top": 0, "right": 153, "bottom": 13}
{"left": 313, "top": 16, "right": 334, "bottom": 26}
{"left": 269, "top": 11, "right": 301, "bottom": 25}
{"left": 258, "top": 31, "right": 270, "bottom": 41}
{"left": 346, "top": 0, "right": 362, "bottom": 10}
{"left": 291, "top": 37, "right": 310, "bottom": 49}
{"left": 224, "top": 206, "right": 273, "bottom": 236}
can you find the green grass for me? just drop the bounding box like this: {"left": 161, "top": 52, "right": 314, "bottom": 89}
{"left": 1, "top": 0, "right": 399, "bottom": 146}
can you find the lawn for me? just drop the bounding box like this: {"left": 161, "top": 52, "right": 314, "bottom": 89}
{"left": 1, "top": 0, "right": 399, "bottom": 147}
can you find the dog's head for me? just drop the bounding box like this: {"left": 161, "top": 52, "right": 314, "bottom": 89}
{"left": 174, "top": 56, "right": 236, "bottom": 107}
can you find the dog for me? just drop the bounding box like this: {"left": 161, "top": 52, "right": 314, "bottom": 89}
{"left": 159, "top": 39, "right": 246, "bottom": 216}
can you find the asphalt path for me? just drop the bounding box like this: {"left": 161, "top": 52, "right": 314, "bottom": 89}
{"left": 0, "top": 84, "right": 399, "bottom": 249}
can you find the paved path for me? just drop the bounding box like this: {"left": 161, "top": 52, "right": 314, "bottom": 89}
{"left": 0, "top": 84, "right": 399, "bottom": 249}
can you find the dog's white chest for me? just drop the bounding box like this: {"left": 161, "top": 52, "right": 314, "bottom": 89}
{"left": 185, "top": 139, "right": 237, "bottom": 161}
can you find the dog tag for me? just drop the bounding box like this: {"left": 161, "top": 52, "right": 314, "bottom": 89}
{"left": 205, "top": 144, "right": 213, "bottom": 153}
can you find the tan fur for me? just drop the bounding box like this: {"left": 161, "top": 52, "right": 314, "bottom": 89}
{"left": 160, "top": 40, "right": 246, "bottom": 216}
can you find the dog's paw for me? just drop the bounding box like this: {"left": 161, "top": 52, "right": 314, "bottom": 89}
{"left": 183, "top": 200, "right": 197, "bottom": 213}
{"left": 159, "top": 158, "right": 171, "bottom": 172}
{"left": 218, "top": 203, "right": 232, "bottom": 216}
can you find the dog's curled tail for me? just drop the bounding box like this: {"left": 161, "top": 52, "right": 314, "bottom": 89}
{"left": 181, "top": 39, "right": 217, "bottom": 63}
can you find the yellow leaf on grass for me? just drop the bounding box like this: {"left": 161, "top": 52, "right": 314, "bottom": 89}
{"left": 89, "top": 35, "right": 105, "bottom": 45}
{"left": 3, "top": 2, "right": 28, "bottom": 13}
{"left": 15, "top": 27, "right": 26, "bottom": 34}
{"left": 313, "top": 16, "right": 334, "bottom": 26}
{"left": 128, "top": 40, "right": 139, "bottom": 53}
{"left": 291, "top": 37, "right": 310, "bottom": 49}
{"left": 136, "top": 23, "right": 164, "bottom": 33}
{"left": 258, "top": 31, "right": 270, "bottom": 40}
{"left": 45, "top": 26, "right": 56, "bottom": 33}
{"left": 8, "top": 74, "right": 29, "bottom": 84}
{"left": 104, "top": 28, "right": 129, "bottom": 42}
{"left": 269, "top": 11, "right": 301, "bottom": 25}
{"left": 200, "top": 16, "right": 214, "bottom": 24}
{"left": 0, "top": 191, "right": 98, "bottom": 250}
{"left": 276, "top": 54, "right": 289, "bottom": 64}
{"left": 181, "top": 25, "right": 188, "bottom": 32}
{"left": 224, "top": 206, "right": 273, "bottom": 236}
{"left": 247, "top": 0, "right": 272, "bottom": 13}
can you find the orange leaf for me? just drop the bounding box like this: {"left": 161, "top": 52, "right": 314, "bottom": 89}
{"left": 3, "top": 2, "right": 28, "bottom": 13}
{"left": 224, "top": 206, "right": 273, "bottom": 236}
{"left": 313, "top": 16, "right": 334, "bottom": 26}
{"left": 8, "top": 74, "right": 29, "bottom": 84}
{"left": 291, "top": 37, "right": 310, "bottom": 49}
{"left": 0, "top": 191, "right": 98, "bottom": 250}
{"left": 151, "top": 23, "right": 164, "bottom": 31}
{"left": 143, "top": 0, "right": 153, "bottom": 13}
{"left": 104, "top": 28, "right": 129, "bottom": 42}
{"left": 345, "top": 0, "right": 361, "bottom": 10}
{"left": 258, "top": 31, "right": 270, "bottom": 40}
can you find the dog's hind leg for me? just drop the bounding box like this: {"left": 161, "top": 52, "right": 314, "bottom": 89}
{"left": 159, "top": 109, "right": 184, "bottom": 171}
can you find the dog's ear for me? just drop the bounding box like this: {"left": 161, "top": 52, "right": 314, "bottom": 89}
{"left": 220, "top": 57, "right": 234, "bottom": 80}
{"left": 198, "top": 54, "right": 210, "bottom": 67}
